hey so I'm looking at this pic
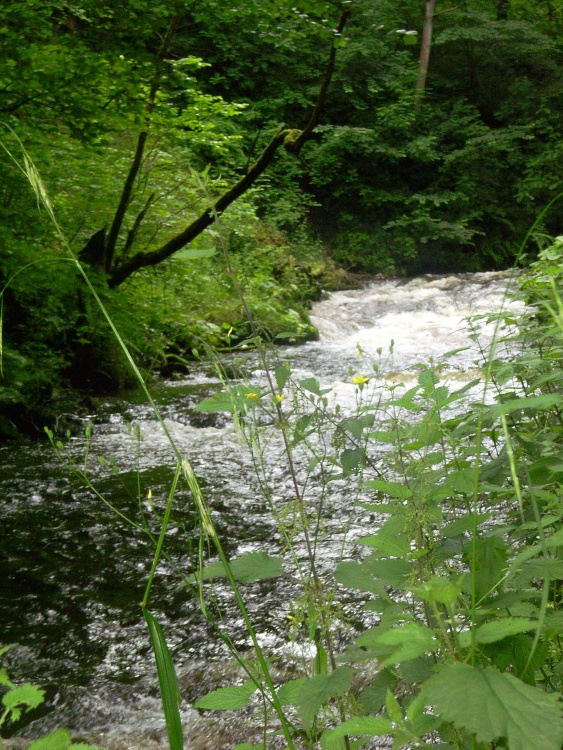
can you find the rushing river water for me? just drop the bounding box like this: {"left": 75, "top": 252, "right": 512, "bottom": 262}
{"left": 1, "top": 272, "right": 524, "bottom": 749}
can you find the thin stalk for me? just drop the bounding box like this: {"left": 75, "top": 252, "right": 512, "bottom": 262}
{"left": 205, "top": 189, "right": 350, "bottom": 747}
{"left": 181, "top": 460, "right": 297, "bottom": 749}
{"left": 142, "top": 462, "right": 182, "bottom": 609}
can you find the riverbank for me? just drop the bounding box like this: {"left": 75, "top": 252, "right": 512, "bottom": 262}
{"left": 1, "top": 235, "right": 370, "bottom": 440}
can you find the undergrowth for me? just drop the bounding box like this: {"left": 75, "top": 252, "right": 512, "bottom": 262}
{"left": 2, "top": 139, "right": 563, "bottom": 750}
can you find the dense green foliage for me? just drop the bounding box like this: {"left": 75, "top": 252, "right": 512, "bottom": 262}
{"left": 19, "top": 237, "right": 563, "bottom": 750}
{"left": 1, "top": 0, "right": 562, "bottom": 434}
{"left": 181, "top": 239, "right": 563, "bottom": 749}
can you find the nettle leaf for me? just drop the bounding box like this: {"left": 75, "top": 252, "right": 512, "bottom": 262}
{"left": 475, "top": 618, "right": 538, "bottom": 644}
{"left": 358, "top": 669, "right": 398, "bottom": 714}
{"left": 365, "top": 557, "right": 413, "bottom": 589}
{"left": 300, "top": 377, "right": 331, "bottom": 396}
{"left": 276, "top": 678, "right": 307, "bottom": 706}
{"left": 467, "top": 535, "right": 507, "bottom": 601}
{"left": 188, "top": 551, "right": 284, "bottom": 584}
{"left": 339, "top": 414, "right": 374, "bottom": 439}
{"left": 334, "top": 560, "right": 389, "bottom": 597}
{"left": 418, "top": 369, "right": 439, "bottom": 393}
{"left": 340, "top": 447, "right": 365, "bottom": 473}
{"left": 507, "top": 528, "right": 563, "bottom": 578}
{"left": 195, "top": 680, "right": 257, "bottom": 710}
{"left": 357, "top": 532, "right": 411, "bottom": 557}
{"left": 494, "top": 394, "right": 562, "bottom": 416}
{"left": 385, "top": 688, "right": 403, "bottom": 723}
{"left": 374, "top": 623, "right": 438, "bottom": 666}
{"left": 423, "top": 663, "right": 563, "bottom": 750}
{"left": 388, "top": 386, "right": 421, "bottom": 411}
{"left": 413, "top": 575, "right": 463, "bottom": 607}
{"left": 442, "top": 512, "right": 490, "bottom": 538}
{"left": 513, "top": 558, "right": 563, "bottom": 585}
{"left": 274, "top": 362, "right": 291, "bottom": 392}
{"left": 28, "top": 729, "right": 71, "bottom": 750}
{"left": 485, "top": 635, "right": 549, "bottom": 683}
{"left": 445, "top": 468, "right": 475, "bottom": 496}
{"left": 320, "top": 716, "right": 393, "bottom": 750}
{"left": 296, "top": 667, "right": 354, "bottom": 729}
{"left": 364, "top": 480, "right": 412, "bottom": 499}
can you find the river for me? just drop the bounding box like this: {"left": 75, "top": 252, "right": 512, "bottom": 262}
{"left": 1, "top": 272, "right": 523, "bottom": 750}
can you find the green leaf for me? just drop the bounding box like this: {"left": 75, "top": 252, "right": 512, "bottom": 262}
{"left": 442, "top": 513, "right": 490, "bottom": 538}
{"left": 174, "top": 246, "right": 216, "bottom": 260}
{"left": 296, "top": 668, "right": 354, "bottom": 729}
{"left": 365, "top": 557, "right": 413, "bottom": 589}
{"left": 445, "top": 468, "right": 475, "bottom": 496}
{"left": 274, "top": 362, "right": 291, "bottom": 392}
{"left": 374, "top": 623, "right": 438, "bottom": 666}
{"left": 388, "top": 386, "right": 421, "bottom": 411}
{"left": 28, "top": 729, "right": 71, "bottom": 750}
{"left": 276, "top": 678, "right": 308, "bottom": 706}
{"left": 356, "top": 514, "right": 411, "bottom": 557}
{"left": 494, "top": 394, "right": 562, "bottom": 416}
{"left": 358, "top": 670, "right": 398, "bottom": 713}
{"left": 385, "top": 688, "right": 403, "bottom": 723}
{"left": 364, "top": 480, "right": 412, "bottom": 499}
{"left": 196, "top": 386, "right": 263, "bottom": 413}
{"left": 194, "top": 681, "right": 257, "bottom": 710}
{"left": 468, "top": 535, "right": 507, "bottom": 601}
{"left": 2, "top": 683, "right": 45, "bottom": 711}
{"left": 188, "top": 551, "right": 284, "bottom": 584}
{"left": 320, "top": 716, "right": 393, "bottom": 750}
{"left": 340, "top": 447, "right": 365, "bottom": 473}
{"left": 299, "top": 377, "right": 321, "bottom": 395}
{"left": 475, "top": 618, "right": 537, "bottom": 644}
{"left": 418, "top": 369, "right": 439, "bottom": 392}
{"left": 423, "top": 663, "right": 563, "bottom": 750}
{"left": 413, "top": 575, "right": 463, "bottom": 607}
{"left": 334, "top": 560, "right": 388, "bottom": 597}
{"left": 0, "top": 668, "right": 12, "bottom": 686}
{"left": 144, "top": 610, "right": 183, "bottom": 750}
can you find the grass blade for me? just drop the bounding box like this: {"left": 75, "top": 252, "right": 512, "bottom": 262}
{"left": 144, "top": 609, "right": 183, "bottom": 750}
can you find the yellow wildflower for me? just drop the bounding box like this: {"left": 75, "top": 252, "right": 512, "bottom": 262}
{"left": 275, "top": 394, "right": 284, "bottom": 403}
{"left": 246, "top": 392, "right": 261, "bottom": 400}
{"left": 351, "top": 374, "right": 370, "bottom": 386}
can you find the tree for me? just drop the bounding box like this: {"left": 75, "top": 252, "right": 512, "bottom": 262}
{"left": 96, "top": 7, "right": 351, "bottom": 287}
{"left": 414, "top": 0, "right": 436, "bottom": 111}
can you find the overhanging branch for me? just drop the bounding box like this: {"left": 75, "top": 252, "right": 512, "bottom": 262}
{"left": 108, "top": 126, "right": 289, "bottom": 287}
{"left": 108, "top": 9, "right": 351, "bottom": 288}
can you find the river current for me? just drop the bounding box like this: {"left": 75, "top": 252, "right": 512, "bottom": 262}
{"left": 1, "top": 272, "right": 524, "bottom": 749}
